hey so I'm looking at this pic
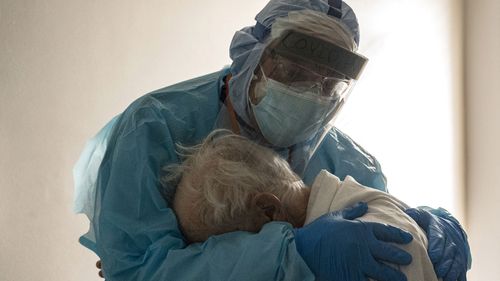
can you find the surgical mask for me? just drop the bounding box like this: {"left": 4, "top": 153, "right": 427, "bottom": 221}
{"left": 251, "top": 78, "right": 334, "bottom": 148}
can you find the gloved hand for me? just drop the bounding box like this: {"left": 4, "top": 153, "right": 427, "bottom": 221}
{"left": 294, "top": 202, "right": 413, "bottom": 281}
{"left": 405, "top": 207, "right": 471, "bottom": 281}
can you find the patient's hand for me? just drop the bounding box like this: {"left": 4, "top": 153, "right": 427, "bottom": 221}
{"left": 96, "top": 260, "right": 104, "bottom": 278}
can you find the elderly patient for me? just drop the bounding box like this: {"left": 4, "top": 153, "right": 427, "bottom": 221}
{"left": 164, "top": 130, "right": 439, "bottom": 281}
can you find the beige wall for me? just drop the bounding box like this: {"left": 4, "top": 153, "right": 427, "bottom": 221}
{"left": 340, "top": 0, "right": 465, "bottom": 219}
{"left": 1, "top": 0, "right": 495, "bottom": 280}
{"left": 0, "top": 1, "right": 266, "bottom": 280}
{"left": 464, "top": 0, "right": 500, "bottom": 280}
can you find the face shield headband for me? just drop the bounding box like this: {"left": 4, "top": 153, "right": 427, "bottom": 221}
{"left": 272, "top": 30, "right": 368, "bottom": 80}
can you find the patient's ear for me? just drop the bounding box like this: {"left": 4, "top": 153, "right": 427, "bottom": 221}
{"left": 252, "top": 192, "right": 284, "bottom": 221}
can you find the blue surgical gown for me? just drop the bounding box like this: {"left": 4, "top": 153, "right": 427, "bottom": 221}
{"left": 77, "top": 68, "right": 387, "bottom": 280}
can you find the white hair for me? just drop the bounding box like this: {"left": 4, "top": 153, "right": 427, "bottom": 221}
{"left": 162, "top": 129, "right": 305, "bottom": 242}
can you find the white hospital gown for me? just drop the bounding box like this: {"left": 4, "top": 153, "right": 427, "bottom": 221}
{"left": 305, "top": 170, "right": 440, "bottom": 281}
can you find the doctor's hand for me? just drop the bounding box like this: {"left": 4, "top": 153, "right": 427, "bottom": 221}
{"left": 405, "top": 207, "right": 471, "bottom": 281}
{"left": 294, "top": 202, "right": 413, "bottom": 281}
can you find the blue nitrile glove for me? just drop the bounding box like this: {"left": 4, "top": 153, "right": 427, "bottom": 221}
{"left": 405, "top": 207, "right": 471, "bottom": 281}
{"left": 294, "top": 202, "right": 414, "bottom": 281}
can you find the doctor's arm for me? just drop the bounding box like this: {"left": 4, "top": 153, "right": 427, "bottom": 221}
{"left": 97, "top": 195, "right": 414, "bottom": 281}
{"left": 405, "top": 207, "right": 471, "bottom": 281}
{"left": 93, "top": 108, "right": 413, "bottom": 281}
{"left": 307, "top": 128, "right": 471, "bottom": 280}
{"left": 92, "top": 116, "right": 315, "bottom": 280}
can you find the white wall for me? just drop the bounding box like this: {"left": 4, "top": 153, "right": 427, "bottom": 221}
{"left": 2, "top": 0, "right": 489, "bottom": 280}
{"left": 464, "top": 0, "right": 500, "bottom": 280}
{"left": 338, "top": 0, "right": 465, "bottom": 220}
{"left": 0, "top": 1, "right": 266, "bottom": 280}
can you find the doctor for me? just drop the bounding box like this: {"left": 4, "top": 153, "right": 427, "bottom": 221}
{"left": 77, "top": 0, "right": 471, "bottom": 280}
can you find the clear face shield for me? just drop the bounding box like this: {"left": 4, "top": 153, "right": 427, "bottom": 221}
{"left": 249, "top": 29, "right": 368, "bottom": 154}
